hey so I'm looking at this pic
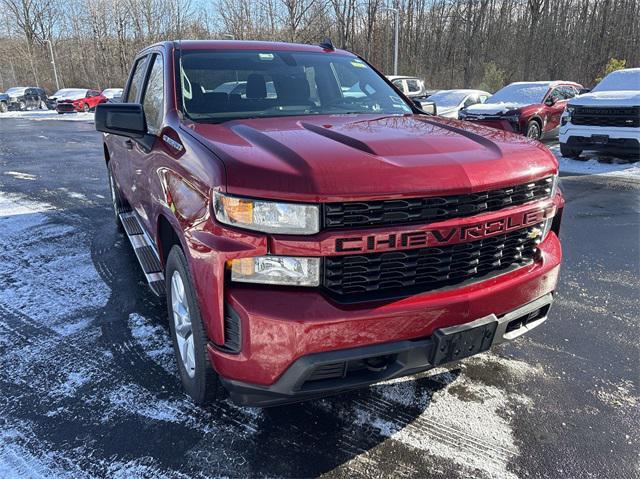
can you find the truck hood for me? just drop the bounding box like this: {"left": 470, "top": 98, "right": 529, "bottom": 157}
{"left": 187, "top": 114, "right": 557, "bottom": 202}
{"left": 570, "top": 90, "right": 640, "bottom": 107}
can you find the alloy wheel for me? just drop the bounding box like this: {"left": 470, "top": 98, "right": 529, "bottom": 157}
{"left": 171, "top": 271, "right": 196, "bottom": 378}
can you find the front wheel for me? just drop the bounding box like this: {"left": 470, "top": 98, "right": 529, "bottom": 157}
{"left": 39, "top": 100, "right": 47, "bottom": 110}
{"left": 560, "top": 143, "right": 584, "bottom": 160}
{"left": 526, "top": 120, "right": 541, "bottom": 140}
{"left": 83, "top": 103, "right": 90, "bottom": 113}
{"left": 166, "top": 246, "right": 219, "bottom": 405}
{"left": 0, "top": 101, "right": 7, "bottom": 113}
{"left": 18, "top": 100, "right": 26, "bottom": 111}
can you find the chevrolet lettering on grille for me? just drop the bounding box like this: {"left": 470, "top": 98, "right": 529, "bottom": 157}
{"left": 334, "top": 208, "right": 551, "bottom": 253}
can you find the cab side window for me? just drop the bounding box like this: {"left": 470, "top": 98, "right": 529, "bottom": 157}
{"left": 126, "top": 56, "right": 148, "bottom": 103}
{"left": 406, "top": 79, "right": 422, "bottom": 94}
{"left": 142, "top": 54, "right": 165, "bottom": 135}
{"left": 463, "top": 95, "right": 477, "bottom": 107}
{"left": 392, "top": 79, "right": 406, "bottom": 93}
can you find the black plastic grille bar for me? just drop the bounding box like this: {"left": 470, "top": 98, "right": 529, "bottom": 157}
{"left": 323, "top": 177, "right": 553, "bottom": 229}
{"left": 323, "top": 224, "right": 541, "bottom": 302}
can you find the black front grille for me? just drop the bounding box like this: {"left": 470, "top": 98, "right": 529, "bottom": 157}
{"left": 572, "top": 106, "right": 640, "bottom": 128}
{"left": 323, "top": 225, "right": 541, "bottom": 302}
{"left": 323, "top": 177, "right": 553, "bottom": 229}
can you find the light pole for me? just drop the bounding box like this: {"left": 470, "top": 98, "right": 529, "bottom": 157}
{"left": 44, "top": 39, "right": 60, "bottom": 91}
{"left": 382, "top": 7, "right": 399, "bottom": 75}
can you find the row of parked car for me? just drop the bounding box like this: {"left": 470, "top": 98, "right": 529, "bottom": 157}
{"left": 0, "top": 86, "right": 123, "bottom": 114}
{"left": 392, "top": 69, "right": 639, "bottom": 159}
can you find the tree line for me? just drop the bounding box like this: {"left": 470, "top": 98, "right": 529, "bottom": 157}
{"left": 0, "top": 0, "right": 638, "bottom": 94}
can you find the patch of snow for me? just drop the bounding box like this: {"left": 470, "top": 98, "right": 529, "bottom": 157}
{"left": 342, "top": 353, "right": 547, "bottom": 479}
{"left": 591, "top": 68, "right": 640, "bottom": 93}
{"left": 0, "top": 421, "right": 89, "bottom": 479}
{"left": 4, "top": 171, "right": 37, "bottom": 180}
{"left": 570, "top": 90, "right": 640, "bottom": 107}
{"left": 549, "top": 144, "right": 640, "bottom": 178}
{"left": 49, "top": 370, "right": 94, "bottom": 398}
{"left": 105, "top": 384, "right": 189, "bottom": 424}
{"left": 128, "top": 313, "right": 176, "bottom": 374}
{"left": 0, "top": 110, "right": 94, "bottom": 122}
{"left": 465, "top": 102, "right": 524, "bottom": 115}
{"left": 0, "top": 192, "right": 109, "bottom": 324}
{"left": 358, "top": 375, "right": 526, "bottom": 479}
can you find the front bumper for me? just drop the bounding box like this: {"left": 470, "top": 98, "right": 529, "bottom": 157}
{"left": 56, "top": 103, "right": 77, "bottom": 113}
{"left": 220, "top": 293, "right": 554, "bottom": 406}
{"left": 208, "top": 230, "right": 561, "bottom": 404}
{"left": 560, "top": 124, "right": 640, "bottom": 157}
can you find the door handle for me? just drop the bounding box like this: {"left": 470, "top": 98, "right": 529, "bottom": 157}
{"left": 124, "top": 139, "right": 133, "bottom": 150}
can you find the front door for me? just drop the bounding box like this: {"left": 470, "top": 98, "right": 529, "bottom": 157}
{"left": 129, "top": 52, "right": 165, "bottom": 234}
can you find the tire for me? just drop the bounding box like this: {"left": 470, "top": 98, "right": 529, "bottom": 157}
{"left": 83, "top": 103, "right": 90, "bottom": 113}
{"left": 39, "top": 100, "right": 46, "bottom": 110}
{"left": 107, "top": 162, "right": 127, "bottom": 232}
{"left": 166, "top": 246, "right": 219, "bottom": 405}
{"left": 560, "top": 143, "right": 584, "bottom": 160}
{"left": 57, "top": 111, "right": 64, "bottom": 115}
{"left": 0, "top": 101, "right": 7, "bottom": 113}
{"left": 18, "top": 100, "right": 26, "bottom": 111}
{"left": 526, "top": 120, "right": 542, "bottom": 140}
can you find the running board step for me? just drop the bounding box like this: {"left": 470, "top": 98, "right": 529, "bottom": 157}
{"left": 119, "top": 212, "right": 165, "bottom": 296}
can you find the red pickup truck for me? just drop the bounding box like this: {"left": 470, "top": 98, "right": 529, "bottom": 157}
{"left": 96, "top": 40, "right": 563, "bottom": 407}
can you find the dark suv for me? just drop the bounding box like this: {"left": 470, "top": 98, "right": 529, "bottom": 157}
{"left": 4, "top": 86, "right": 48, "bottom": 111}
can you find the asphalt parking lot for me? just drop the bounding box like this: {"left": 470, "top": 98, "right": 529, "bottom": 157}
{"left": 0, "top": 117, "right": 638, "bottom": 479}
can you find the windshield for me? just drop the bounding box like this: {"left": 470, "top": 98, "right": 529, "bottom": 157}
{"left": 102, "top": 88, "right": 122, "bottom": 98}
{"left": 488, "top": 83, "right": 549, "bottom": 105}
{"left": 428, "top": 91, "right": 469, "bottom": 108}
{"left": 593, "top": 69, "right": 640, "bottom": 92}
{"left": 179, "top": 50, "right": 412, "bottom": 122}
{"left": 56, "top": 89, "right": 88, "bottom": 100}
{"left": 5, "top": 87, "right": 27, "bottom": 96}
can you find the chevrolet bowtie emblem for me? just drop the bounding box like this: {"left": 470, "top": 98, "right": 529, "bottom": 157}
{"left": 527, "top": 227, "right": 543, "bottom": 239}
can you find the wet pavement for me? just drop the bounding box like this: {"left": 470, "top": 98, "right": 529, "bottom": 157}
{"left": 0, "top": 118, "right": 638, "bottom": 479}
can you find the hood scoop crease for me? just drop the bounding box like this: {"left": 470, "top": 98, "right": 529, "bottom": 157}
{"left": 301, "top": 122, "right": 377, "bottom": 155}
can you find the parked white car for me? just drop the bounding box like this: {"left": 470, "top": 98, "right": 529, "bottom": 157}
{"left": 429, "top": 89, "right": 491, "bottom": 118}
{"left": 560, "top": 68, "right": 639, "bottom": 160}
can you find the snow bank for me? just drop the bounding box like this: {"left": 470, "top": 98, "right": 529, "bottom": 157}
{"left": 549, "top": 143, "right": 640, "bottom": 178}
{"left": 0, "top": 110, "right": 94, "bottom": 122}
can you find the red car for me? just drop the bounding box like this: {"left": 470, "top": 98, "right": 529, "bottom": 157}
{"left": 459, "top": 81, "right": 583, "bottom": 139}
{"left": 56, "top": 89, "right": 106, "bottom": 113}
{"left": 95, "top": 41, "right": 563, "bottom": 407}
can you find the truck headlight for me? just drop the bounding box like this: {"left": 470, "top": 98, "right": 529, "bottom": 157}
{"left": 229, "top": 256, "right": 320, "bottom": 286}
{"left": 213, "top": 192, "right": 320, "bottom": 235}
{"left": 561, "top": 106, "right": 574, "bottom": 126}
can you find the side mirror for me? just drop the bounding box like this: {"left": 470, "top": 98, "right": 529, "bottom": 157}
{"left": 413, "top": 99, "right": 437, "bottom": 115}
{"left": 578, "top": 88, "right": 590, "bottom": 95}
{"left": 95, "top": 103, "right": 146, "bottom": 138}
{"left": 544, "top": 97, "right": 556, "bottom": 106}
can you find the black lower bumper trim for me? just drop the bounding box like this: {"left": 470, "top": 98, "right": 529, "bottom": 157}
{"left": 219, "top": 294, "right": 554, "bottom": 407}
{"left": 566, "top": 136, "right": 640, "bottom": 157}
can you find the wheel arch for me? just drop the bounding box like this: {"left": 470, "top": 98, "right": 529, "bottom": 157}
{"left": 157, "top": 212, "right": 186, "bottom": 267}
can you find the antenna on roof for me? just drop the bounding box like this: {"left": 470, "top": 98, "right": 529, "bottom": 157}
{"left": 319, "top": 37, "right": 335, "bottom": 51}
